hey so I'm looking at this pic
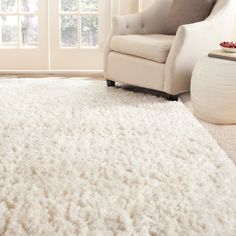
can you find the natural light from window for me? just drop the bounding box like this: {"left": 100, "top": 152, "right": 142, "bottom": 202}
{"left": 0, "top": 0, "right": 38, "bottom": 48}
{"left": 60, "top": 0, "right": 99, "bottom": 48}
{"left": 0, "top": 0, "right": 99, "bottom": 49}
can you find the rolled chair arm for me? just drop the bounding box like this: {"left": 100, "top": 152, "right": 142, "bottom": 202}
{"left": 165, "top": 0, "right": 236, "bottom": 95}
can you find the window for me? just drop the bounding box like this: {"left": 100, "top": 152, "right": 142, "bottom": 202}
{"left": 60, "top": 0, "right": 99, "bottom": 48}
{"left": 0, "top": 0, "right": 39, "bottom": 48}
{"left": 0, "top": 0, "right": 110, "bottom": 71}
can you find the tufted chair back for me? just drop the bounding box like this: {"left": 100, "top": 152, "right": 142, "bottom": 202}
{"left": 112, "top": 0, "right": 173, "bottom": 35}
{"left": 141, "top": 0, "right": 173, "bottom": 34}
{"left": 116, "top": 0, "right": 229, "bottom": 36}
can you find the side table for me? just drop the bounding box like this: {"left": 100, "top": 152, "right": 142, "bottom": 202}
{"left": 191, "top": 55, "right": 236, "bottom": 125}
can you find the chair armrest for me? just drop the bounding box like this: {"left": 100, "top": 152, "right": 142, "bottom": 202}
{"left": 165, "top": 0, "right": 236, "bottom": 95}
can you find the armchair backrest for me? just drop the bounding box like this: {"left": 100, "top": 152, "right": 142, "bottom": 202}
{"left": 141, "top": 0, "right": 229, "bottom": 35}
{"left": 141, "top": 0, "right": 173, "bottom": 34}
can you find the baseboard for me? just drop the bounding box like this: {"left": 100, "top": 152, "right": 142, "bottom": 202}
{"left": 0, "top": 70, "right": 104, "bottom": 78}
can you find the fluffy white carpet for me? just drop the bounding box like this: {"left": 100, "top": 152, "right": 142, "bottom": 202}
{"left": 0, "top": 79, "right": 235, "bottom": 236}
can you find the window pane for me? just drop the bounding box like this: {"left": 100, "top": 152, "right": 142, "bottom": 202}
{"left": 61, "top": 0, "right": 78, "bottom": 12}
{"left": 21, "top": 15, "right": 38, "bottom": 47}
{"left": 61, "top": 15, "right": 78, "bottom": 47}
{"left": 0, "top": 0, "right": 17, "bottom": 12}
{"left": 80, "top": 0, "right": 98, "bottom": 12}
{"left": 80, "top": 15, "right": 98, "bottom": 48}
{"left": 0, "top": 16, "right": 18, "bottom": 47}
{"left": 21, "top": 0, "right": 38, "bottom": 13}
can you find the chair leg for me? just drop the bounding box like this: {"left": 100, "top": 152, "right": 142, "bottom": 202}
{"left": 166, "top": 94, "right": 179, "bottom": 101}
{"left": 106, "top": 80, "right": 116, "bottom": 87}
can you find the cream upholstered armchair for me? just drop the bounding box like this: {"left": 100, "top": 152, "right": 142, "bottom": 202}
{"left": 104, "top": 0, "right": 236, "bottom": 100}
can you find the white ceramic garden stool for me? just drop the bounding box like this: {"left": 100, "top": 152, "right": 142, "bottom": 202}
{"left": 191, "top": 55, "right": 236, "bottom": 124}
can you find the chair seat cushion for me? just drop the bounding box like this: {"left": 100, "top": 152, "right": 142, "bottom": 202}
{"left": 111, "top": 34, "right": 175, "bottom": 63}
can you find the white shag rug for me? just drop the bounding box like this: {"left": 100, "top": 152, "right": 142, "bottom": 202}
{"left": 0, "top": 79, "right": 236, "bottom": 236}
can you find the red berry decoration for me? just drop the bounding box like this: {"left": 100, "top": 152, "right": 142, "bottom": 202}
{"left": 220, "top": 41, "right": 236, "bottom": 48}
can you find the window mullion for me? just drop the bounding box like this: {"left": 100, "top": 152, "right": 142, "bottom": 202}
{"left": 17, "top": 0, "right": 21, "bottom": 48}
{"left": 78, "top": 7, "right": 80, "bottom": 49}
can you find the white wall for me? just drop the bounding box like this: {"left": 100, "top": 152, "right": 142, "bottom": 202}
{"left": 119, "top": 0, "right": 139, "bottom": 15}
{"left": 118, "top": 0, "right": 156, "bottom": 15}
{"left": 233, "top": 17, "right": 236, "bottom": 40}
{"left": 140, "top": 0, "right": 155, "bottom": 10}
